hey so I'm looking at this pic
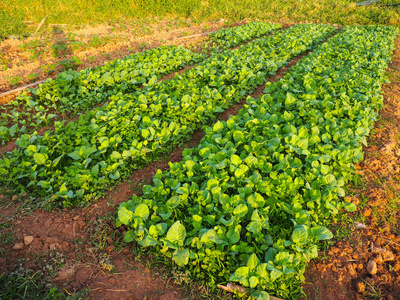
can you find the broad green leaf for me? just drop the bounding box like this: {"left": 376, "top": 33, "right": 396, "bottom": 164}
{"left": 123, "top": 230, "right": 135, "bottom": 243}
{"left": 229, "top": 266, "right": 249, "bottom": 286}
{"left": 38, "top": 181, "right": 51, "bottom": 189}
{"left": 344, "top": 202, "right": 357, "bottom": 212}
{"left": 142, "top": 129, "right": 150, "bottom": 139}
{"left": 147, "top": 75, "right": 157, "bottom": 86}
{"left": 285, "top": 92, "right": 296, "bottom": 106}
{"left": 166, "top": 221, "right": 186, "bottom": 247}
{"left": 227, "top": 228, "right": 240, "bottom": 244}
{"left": 118, "top": 207, "right": 134, "bottom": 225}
{"left": 247, "top": 253, "right": 259, "bottom": 270}
{"left": 139, "top": 235, "right": 158, "bottom": 247}
{"left": 310, "top": 226, "right": 333, "bottom": 240}
{"left": 213, "top": 121, "right": 224, "bottom": 133}
{"left": 33, "top": 153, "right": 46, "bottom": 165}
{"left": 251, "top": 291, "right": 270, "bottom": 300}
{"left": 134, "top": 204, "right": 150, "bottom": 220}
{"left": 233, "top": 204, "right": 248, "bottom": 218}
{"left": 201, "top": 229, "right": 224, "bottom": 245}
{"left": 172, "top": 248, "right": 190, "bottom": 266}
{"left": 230, "top": 154, "right": 242, "bottom": 166}
{"left": 247, "top": 193, "right": 265, "bottom": 208}
{"left": 249, "top": 276, "right": 259, "bottom": 288}
{"left": 233, "top": 130, "right": 245, "bottom": 142}
{"left": 244, "top": 155, "right": 258, "bottom": 167}
{"left": 292, "top": 226, "right": 308, "bottom": 245}
{"left": 26, "top": 145, "right": 37, "bottom": 155}
{"left": 270, "top": 268, "right": 283, "bottom": 281}
{"left": 68, "top": 151, "right": 81, "bottom": 160}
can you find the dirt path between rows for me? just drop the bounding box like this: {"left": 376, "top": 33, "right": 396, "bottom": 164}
{"left": 0, "top": 29, "right": 335, "bottom": 300}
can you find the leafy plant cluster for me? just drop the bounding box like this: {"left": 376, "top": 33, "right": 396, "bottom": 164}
{"left": 0, "top": 24, "right": 336, "bottom": 208}
{"left": 116, "top": 25, "right": 398, "bottom": 299}
{"left": 210, "top": 21, "right": 281, "bottom": 48}
{"left": 0, "top": 46, "right": 203, "bottom": 144}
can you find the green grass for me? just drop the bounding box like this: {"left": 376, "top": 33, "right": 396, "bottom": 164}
{"left": 1, "top": 0, "right": 400, "bottom": 39}
{"left": 0, "top": 268, "right": 89, "bottom": 300}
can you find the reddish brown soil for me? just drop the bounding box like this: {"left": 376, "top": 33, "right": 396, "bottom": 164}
{"left": 303, "top": 35, "right": 400, "bottom": 300}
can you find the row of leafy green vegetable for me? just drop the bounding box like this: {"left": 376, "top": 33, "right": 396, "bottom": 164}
{"left": 116, "top": 24, "right": 398, "bottom": 299}
{"left": 210, "top": 21, "right": 280, "bottom": 48}
{"left": 0, "top": 22, "right": 281, "bottom": 144}
{"left": 0, "top": 24, "right": 336, "bottom": 208}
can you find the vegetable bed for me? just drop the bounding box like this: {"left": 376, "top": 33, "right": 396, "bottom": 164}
{"left": 0, "top": 24, "right": 335, "bottom": 208}
{"left": 116, "top": 25, "right": 398, "bottom": 299}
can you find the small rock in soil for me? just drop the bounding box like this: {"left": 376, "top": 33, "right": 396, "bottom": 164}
{"left": 355, "top": 280, "right": 365, "bottom": 293}
{"left": 347, "top": 264, "right": 358, "bottom": 278}
{"left": 382, "top": 250, "right": 395, "bottom": 261}
{"left": 371, "top": 243, "right": 386, "bottom": 253}
{"left": 24, "top": 235, "right": 34, "bottom": 245}
{"left": 367, "top": 259, "right": 378, "bottom": 275}
{"left": 354, "top": 222, "right": 366, "bottom": 229}
{"left": 393, "top": 262, "right": 400, "bottom": 272}
{"left": 387, "top": 294, "right": 395, "bottom": 300}
{"left": 13, "top": 242, "right": 24, "bottom": 250}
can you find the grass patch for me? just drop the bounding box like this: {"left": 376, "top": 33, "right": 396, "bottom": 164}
{"left": 1, "top": 0, "right": 400, "bottom": 39}
{"left": 0, "top": 259, "right": 89, "bottom": 300}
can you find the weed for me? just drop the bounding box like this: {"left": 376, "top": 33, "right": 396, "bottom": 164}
{"left": 41, "top": 64, "right": 56, "bottom": 75}
{"left": 51, "top": 40, "right": 71, "bottom": 58}
{"left": 89, "top": 35, "right": 111, "bottom": 48}
{"left": 0, "top": 254, "right": 88, "bottom": 299}
{"left": 88, "top": 56, "right": 96, "bottom": 63}
{"left": 139, "top": 42, "right": 150, "bottom": 51}
{"left": 9, "top": 75, "right": 22, "bottom": 87}
{"left": 102, "top": 52, "right": 111, "bottom": 60}
{"left": 27, "top": 73, "right": 38, "bottom": 83}
{"left": 57, "top": 56, "right": 82, "bottom": 71}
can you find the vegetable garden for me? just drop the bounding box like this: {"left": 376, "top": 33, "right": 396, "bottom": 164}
{"left": 0, "top": 20, "right": 399, "bottom": 300}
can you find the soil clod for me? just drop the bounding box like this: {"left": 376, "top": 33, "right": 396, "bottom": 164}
{"left": 23, "top": 235, "right": 34, "bottom": 245}
{"left": 367, "top": 259, "right": 378, "bottom": 275}
{"left": 12, "top": 242, "right": 24, "bottom": 250}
